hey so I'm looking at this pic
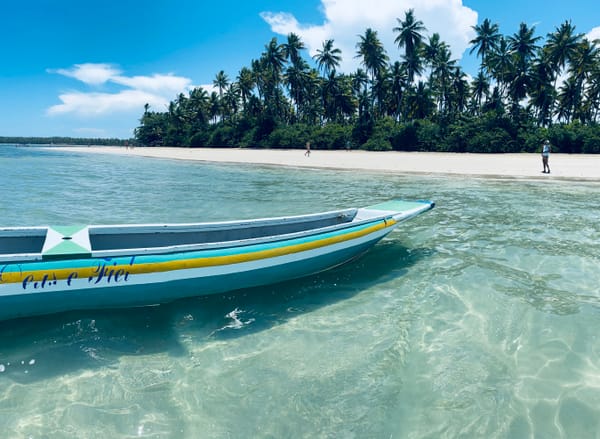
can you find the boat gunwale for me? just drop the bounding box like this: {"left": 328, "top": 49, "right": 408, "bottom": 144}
{"left": 84, "top": 202, "right": 431, "bottom": 259}
{"left": 0, "top": 201, "right": 434, "bottom": 263}
{"left": 1, "top": 213, "right": 388, "bottom": 266}
{"left": 88, "top": 208, "right": 359, "bottom": 235}
{"left": 0, "top": 208, "right": 357, "bottom": 263}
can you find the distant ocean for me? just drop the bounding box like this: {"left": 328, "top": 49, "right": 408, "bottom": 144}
{"left": 1, "top": 144, "right": 599, "bottom": 438}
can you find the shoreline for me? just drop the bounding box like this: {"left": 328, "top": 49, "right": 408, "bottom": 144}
{"left": 50, "top": 146, "right": 600, "bottom": 182}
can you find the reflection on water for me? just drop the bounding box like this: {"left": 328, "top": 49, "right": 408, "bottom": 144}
{"left": 1, "top": 145, "right": 600, "bottom": 438}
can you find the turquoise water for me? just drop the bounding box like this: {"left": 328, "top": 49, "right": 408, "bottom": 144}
{"left": 1, "top": 145, "right": 600, "bottom": 438}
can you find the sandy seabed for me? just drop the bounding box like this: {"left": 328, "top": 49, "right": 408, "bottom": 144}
{"left": 58, "top": 146, "right": 600, "bottom": 182}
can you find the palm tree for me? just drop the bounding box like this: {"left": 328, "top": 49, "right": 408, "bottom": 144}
{"left": 393, "top": 9, "right": 427, "bottom": 82}
{"left": 321, "top": 71, "right": 342, "bottom": 122}
{"left": 450, "top": 68, "right": 470, "bottom": 116}
{"left": 282, "top": 33, "right": 306, "bottom": 68}
{"left": 223, "top": 84, "right": 240, "bottom": 120}
{"left": 355, "top": 28, "right": 389, "bottom": 81}
{"left": 585, "top": 67, "right": 600, "bottom": 122}
{"left": 422, "top": 33, "right": 446, "bottom": 75}
{"left": 470, "top": 71, "right": 490, "bottom": 112}
{"left": 469, "top": 18, "right": 501, "bottom": 73}
{"left": 166, "top": 96, "right": 187, "bottom": 146}
{"left": 544, "top": 21, "right": 582, "bottom": 85}
{"left": 566, "top": 38, "right": 599, "bottom": 122}
{"left": 136, "top": 110, "right": 167, "bottom": 146}
{"left": 507, "top": 23, "right": 541, "bottom": 115}
{"left": 351, "top": 69, "right": 370, "bottom": 121}
{"left": 557, "top": 76, "right": 578, "bottom": 122}
{"left": 251, "top": 58, "right": 266, "bottom": 101}
{"left": 313, "top": 39, "right": 342, "bottom": 76}
{"left": 263, "top": 38, "right": 286, "bottom": 77}
{"left": 334, "top": 74, "right": 358, "bottom": 122}
{"left": 301, "top": 69, "right": 323, "bottom": 125}
{"left": 402, "top": 51, "right": 425, "bottom": 88}
{"left": 213, "top": 70, "right": 229, "bottom": 99}
{"left": 284, "top": 60, "right": 312, "bottom": 122}
{"left": 212, "top": 71, "right": 230, "bottom": 122}
{"left": 407, "top": 81, "right": 433, "bottom": 119}
{"left": 427, "top": 42, "right": 456, "bottom": 114}
{"left": 482, "top": 86, "right": 504, "bottom": 114}
{"left": 486, "top": 36, "right": 513, "bottom": 99}
{"left": 422, "top": 33, "right": 446, "bottom": 111}
{"left": 529, "top": 55, "right": 556, "bottom": 125}
{"left": 261, "top": 38, "right": 287, "bottom": 118}
{"left": 209, "top": 92, "right": 220, "bottom": 124}
{"left": 188, "top": 87, "right": 210, "bottom": 128}
{"left": 351, "top": 68, "right": 369, "bottom": 95}
{"left": 237, "top": 67, "right": 255, "bottom": 111}
{"left": 355, "top": 29, "right": 388, "bottom": 118}
{"left": 371, "top": 65, "right": 390, "bottom": 118}
{"left": 389, "top": 61, "right": 408, "bottom": 120}
{"left": 508, "top": 22, "right": 541, "bottom": 72}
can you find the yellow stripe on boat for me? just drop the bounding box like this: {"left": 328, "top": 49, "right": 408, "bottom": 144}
{"left": 0, "top": 219, "right": 394, "bottom": 285}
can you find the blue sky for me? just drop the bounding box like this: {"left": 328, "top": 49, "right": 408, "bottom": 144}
{"left": 1, "top": 0, "right": 599, "bottom": 139}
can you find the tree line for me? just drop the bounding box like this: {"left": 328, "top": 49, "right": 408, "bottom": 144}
{"left": 0, "top": 137, "right": 128, "bottom": 146}
{"left": 134, "top": 10, "right": 600, "bottom": 153}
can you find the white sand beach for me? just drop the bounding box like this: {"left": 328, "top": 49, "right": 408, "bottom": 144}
{"left": 59, "top": 146, "right": 600, "bottom": 181}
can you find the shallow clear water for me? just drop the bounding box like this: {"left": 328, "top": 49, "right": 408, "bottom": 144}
{"left": 1, "top": 145, "right": 599, "bottom": 438}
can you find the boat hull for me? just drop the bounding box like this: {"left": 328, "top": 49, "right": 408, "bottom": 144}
{"left": 0, "top": 199, "right": 434, "bottom": 320}
{"left": 0, "top": 236, "right": 381, "bottom": 320}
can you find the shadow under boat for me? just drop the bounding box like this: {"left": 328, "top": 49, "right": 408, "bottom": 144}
{"left": 0, "top": 240, "right": 433, "bottom": 383}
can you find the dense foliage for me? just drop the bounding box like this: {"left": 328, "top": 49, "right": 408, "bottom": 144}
{"left": 0, "top": 137, "right": 129, "bottom": 146}
{"left": 135, "top": 12, "right": 600, "bottom": 153}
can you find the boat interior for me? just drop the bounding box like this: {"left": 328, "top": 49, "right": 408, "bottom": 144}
{"left": 90, "top": 209, "right": 359, "bottom": 250}
{"left": 0, "top": 229, "right": 47, "bottom": 256}
{"left": 0, "top": 209, "right": 360, "bottom": 260}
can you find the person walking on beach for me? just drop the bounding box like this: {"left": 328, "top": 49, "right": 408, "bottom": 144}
{"left": 541, "top": 139, "right": 551, "bottom": 173}
{"left": 305, "top": 141, "right": 311, "bottom": 157}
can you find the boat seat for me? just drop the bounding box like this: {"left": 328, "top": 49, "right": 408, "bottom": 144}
{"left": 42, "top": 226, "right": 92, "bottom": 260}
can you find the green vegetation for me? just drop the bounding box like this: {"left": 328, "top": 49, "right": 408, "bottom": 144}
{"left": 135, "top": 11, "right": 600, "bottom": 153}
{"left": 0, "top": 137, "right": 128, "bottom": 146}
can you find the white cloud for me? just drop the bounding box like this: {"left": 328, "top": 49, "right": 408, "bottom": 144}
{"left": 47, "top": 64, "right": 193, "bottom": 117}
{"left": 112, "top": 74, "right": 192, "bottom": 94}
{"left": 47, "top": 90, "right": 170, "bottom": 116}
{"left": 587, "top": 26, "right": 600, "bottom": 42}
{"left": 50, "top": 63, "right": 122, "bottom": 86}
{"left": 199, "top": 83, "right": 219, "bottom": 95}
{"left": 261, "top": 0, "right": 478, "bottom": 72}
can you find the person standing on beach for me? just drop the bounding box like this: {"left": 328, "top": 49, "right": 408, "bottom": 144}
{"left": 305, "top": 141, "right": 311, "bottom": 157}
{"left": 542, "top": 140, "right": 551, "bottom": 173}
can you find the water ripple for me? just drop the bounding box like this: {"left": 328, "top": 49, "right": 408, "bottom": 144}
{"left": 2, "top": 145, "right": 600, "bottom": 437}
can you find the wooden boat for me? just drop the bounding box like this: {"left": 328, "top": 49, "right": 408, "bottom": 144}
{"left": 0, "top": 199, "right": 433, "bottom": 321}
